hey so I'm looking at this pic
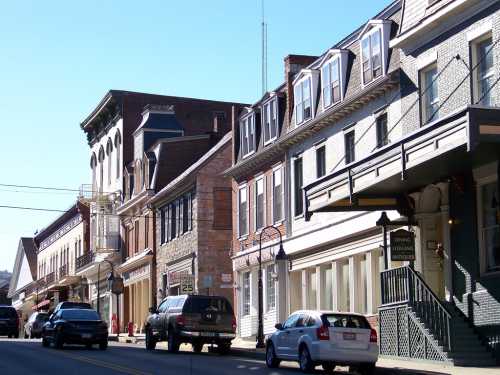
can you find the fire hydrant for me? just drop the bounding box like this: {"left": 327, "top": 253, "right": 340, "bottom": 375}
{"left": 127, "top": 322, "right": 134, "bottom": 337}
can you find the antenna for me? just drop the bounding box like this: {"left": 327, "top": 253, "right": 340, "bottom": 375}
{"left": 261, "top": 0, "right": 268, "bottom": 95}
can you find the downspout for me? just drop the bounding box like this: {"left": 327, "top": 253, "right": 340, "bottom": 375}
{"left": 151, "top": 208, "right": 157, "bottom": 309}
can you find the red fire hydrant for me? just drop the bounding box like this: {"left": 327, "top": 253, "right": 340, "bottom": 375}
{"left": 127, "top": 322, "right": 134, "bottom": 337}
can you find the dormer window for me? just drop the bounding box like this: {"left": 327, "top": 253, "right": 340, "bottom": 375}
{"left": 361, "top": 29, "right": 382, "bottom": 84}
{"left": 322, "top": 58, "right": 341, "bottom": 108}
{"left": 240, "top": 114, "right": 256, "bottom": 158}
{"left": 294, "top": 78, "right": 312, "bottom": 125}
{"left": 263, "top": 98, "right": 278, "bottom": 144}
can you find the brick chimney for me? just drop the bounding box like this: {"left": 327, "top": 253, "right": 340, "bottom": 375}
{"left": 284, "top": 54, "right": 318, "bottom": 127}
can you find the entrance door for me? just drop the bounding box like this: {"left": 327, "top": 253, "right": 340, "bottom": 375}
{"left": 420, "top": 214, "right": 445, "bottom": 299}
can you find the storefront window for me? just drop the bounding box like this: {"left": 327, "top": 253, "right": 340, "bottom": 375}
{"left": 481, "top": 182, "right": 500, "bottom": 272}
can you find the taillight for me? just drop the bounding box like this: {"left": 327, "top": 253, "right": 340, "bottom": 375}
{"left": 370, "top": 328, "right": 377, "bottom": 343}
{"left": 316, "top": 325, "right": 330, "bottom": 340}
{"left": 176, "top": 315, "right": 185, "bottom": 326}
{"left": 231, "top": 316, "right": 237, "bottom": 332}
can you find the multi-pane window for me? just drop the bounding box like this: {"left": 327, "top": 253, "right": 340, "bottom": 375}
{"left": 182, "top": 194, "right": 189, "bottom": 233}
{"left": 238, "top": 185, "right": 248, "bottom": 237}
{"left": 255, "top": 177, "right": 265, "bottom": 231}
{"left": 322, "top": 58, "right": 341, "bottom": 107}
{"left": 474, "top": 37, "right": 494, "bottom": 106}
{"left": 272, "top": 167, "right": 283, "bottom": 223}
{"left": 420, "top": 64, "right": 439, "bottom": 124}
{"left": 240, "top": 115, "right": 256, "bottom": 157}
{"left": 266, "top": 265, "right": 276, "bottom": 311}
{"left": 316, "top": 145, "right": 326, "bottom": 178}
{"left": 242, "top": 272, "right": 250, "bottom": 316}
{"left": 294, "top": 78, "right": 312, "bottom": 125}
{"left": 361, "top": 29, "right": 382, "bottom": 84}
{"left": 376, "top": 113, "right": 389, "bottom": 148}
{"left": 480, "top": 181, "right": 500, "bottom": 272}
{"left": 160, "top": 191, "right": 194, "bottom": 244}
{"left": 170, "top": 201, "right": 177, "bottom": 240}
{"left": 263, "top": 99, "right": 278, "bottom": 144}
{"left": 294, "top": 157, "right": 304, "bottom": 216}
{"left": 344, "top": 130, "right": 355, "bottom": 164}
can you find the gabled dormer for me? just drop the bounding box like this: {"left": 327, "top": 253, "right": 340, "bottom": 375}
{"left": 239, "top": 107, "right": 258, "bottom": 159}
{"left": 358, "top": 19, "right": 392, "bottom": 86}
{"left": 318, "top": 49, "right": 349, "bottom": 111}
{"left": 261, "top": 92, "right": 280, "bottom": 146}
{"left": 293, "top": 69, "right": 320, "bottom": 127}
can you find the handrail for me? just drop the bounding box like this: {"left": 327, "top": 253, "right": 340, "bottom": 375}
{"left": 407, "top": 266, "right": 451, "bottom": 318}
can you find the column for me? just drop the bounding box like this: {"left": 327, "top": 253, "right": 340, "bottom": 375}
{"left": 275, "top": 256, "right": 289, "bottom": 324}
{"left": 316, "top": 266, "right": 323, "bottom": 310}
{"left": 365, "top": 251, "right": 380, "bottom": 314}
{"left": 331, "top": 261, "right": 341, "bottom": 311}
{"left": 437, "top": 182, "right": 453, "bottom": 302}
{"left": 301, "top": 269, "right": 308, "bottom": 310}
{"left": 349, "top": 256, "right": 361, "bottom": 313}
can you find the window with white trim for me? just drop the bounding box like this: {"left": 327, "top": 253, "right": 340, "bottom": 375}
{"left": 420, "top": 63, "right": 439, "bottom": 124}
{"left": 266, "top": 265, "right": 276, "bottom": 311}
{"left": 479, "top": 180, "right": 500, "bottom": 272}
{"left": 242, "top": 272, "right": 251, "bottom": 316}
{"left": 263, "top": 99, "right": 278, "bottom": 144}
{"left": 376, "top": 113, "right": 389, "bottom": 148}
{"left": 255, "top": 177, "right": 265, "bottom": 231}
{"left": 238, "top": 185, "right": 248, "bottom": 237}
{"left": 361, "top": 29, "right": 382, "bottom": 84}
{"left": 294, "top": 78, "right": 312, "bottom": 125}
{"left": 316, "top": 145, "right": 326, "bottom": 178}
{"left": 344, "top": 130, "right": 355, "bottom": 164}
{"left": 294, "top": 157, "right": 304, "bottom": 217}
{"left": 240, "top": 115, "right": 256, "bottom": 157}
{"left": 472, "top": 35, "right": 494, "bottom": 106}
{"left": 272, "top": 167, "right": 283, "bottom": 223}
{"left": 322, "top": 57, "right": 341, "bottom": 107}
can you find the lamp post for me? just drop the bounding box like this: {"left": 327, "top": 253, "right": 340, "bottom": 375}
{"left": 257, "top": 225, "right": 285, "bottom": 349}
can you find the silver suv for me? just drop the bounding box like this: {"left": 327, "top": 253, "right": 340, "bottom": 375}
{"left": 266, "top": 310, "right": 378, "bottom": 374}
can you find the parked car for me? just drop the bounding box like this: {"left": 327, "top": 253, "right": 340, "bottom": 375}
{"left": 25, "top": 311, "right": 49, "bottom": 338}
{"left": 266, "top": 310, "right": 378, "bottom": 374}
{"left": 52, "top": 301, "right": 92, "bottom": 315}
{"left": 41, "top": 308, "right": 108, "bottom": 350}
{"left": 0, "top": 305, "right": 19, "bottom": 338}
{"left": 145, "top": 294, "right": 236, "bottom": 354}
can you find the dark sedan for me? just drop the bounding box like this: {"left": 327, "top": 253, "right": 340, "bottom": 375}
{"left": 41, "top": 308, "right": 108, "bottom": 350}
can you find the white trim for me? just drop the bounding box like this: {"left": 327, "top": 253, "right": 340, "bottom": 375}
{"left": 416, "top": 50, "right": 438, "bottom": 71}
{"left": 262, "top": 96, "right": 279, "bottom": 146}
{"left": 359, "top": 21, "right": 391, "bottom": 87}
{"left": 254, "top": 175, "right": 266, "bottom": 232}
{"left": 271, "top": 164, "right": 284, "bottom": 224}
{"left": 466, "top": 19, "right": 493, "bottom": 42}
{"left": 237, "top": 183, "right": 249, "bottom": 238}
{"left": 240, "top": 113, "right": 256, "bottom": 158}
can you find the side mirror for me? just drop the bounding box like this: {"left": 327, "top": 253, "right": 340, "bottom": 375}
{"left": 149, "top": 307, "right": 158, "bottom": 314}
{"left": 275, "top": 323, "right": 283, "bottom": 330}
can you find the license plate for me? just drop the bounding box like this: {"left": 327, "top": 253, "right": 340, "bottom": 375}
{"left": 343, "top": 332, "right": 356, "bottom": 340}
{"left": 82, "top": 333, "right": 92, "bottom": 339}
{"left": 202, "top": 332, "right": 217, "bottom": 337}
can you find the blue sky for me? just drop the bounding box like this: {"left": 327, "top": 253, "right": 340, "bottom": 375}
{"left": 0, "top": 0, "right": 390, "bottom": 272}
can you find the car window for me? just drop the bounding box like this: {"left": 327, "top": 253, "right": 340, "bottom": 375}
{"left": 36, "top": 313, "right": 49, "bottom": 321}
{"left": 283, "top": 314, "right": 300, "bottom": 329}
{"left": 295, "top": 314, "right": 307, "bottom": 328}
{"left": 322, "top": 314, "right": 370, "bottom": 329}
{"left": 61, "top": 309, "right": 100, "bottom": 320}
{"left": 0, "top": 308, "right": 17, "bottom": 319}
{"left": 158, "top": 300, "right": 168, "bottom": 313}
{"left": 307, "top": 316, "right": 316, "bottom": 327}
{"left": 183, "top": 296, "right": 233, "bottom": 314}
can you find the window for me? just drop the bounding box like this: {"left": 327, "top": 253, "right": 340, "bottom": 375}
{"left": 272, "top": 167, "right": 284, "bottom": 223}
{"left": 242, "top": 272, "right": 250, "bottom": 316}
{"left": 238, "top": 185, "right": 248, "bottom": 237}
{"left": 134, "top": 223, "right": 139, "bottom": 253}
{"left": 255, "top": 177, "right": 265, "bottom": 231}
{"left": 266, "top": 265, "right": 276, "bottom": 311}
{"left": 480, "top": 181, "right": 500, "bottom": 272}
{"left": 473, "top": 37, "right": 494, "bottom": 106}
{"left": 344, "top": 130, "right": 355, "bottom": 164}
{"left": 115, "top": 131, "right": 121, "bottom": 180}
{"left": 420, "top": 63, "right": 439, "bottom": 124}
{"left": 263, "top": 99, "right": 278, "bottom": 144}
{"left": 106, "top": 139, "right": 113, "bottom": 185}
{"left": 294, "top": 157, "right": 304, "bottom": 217}
{"left": 145, "top": 216, "right": 149, "bottom": 249}
{"left": 182, "top": 195, "right": 189, "bottom": 233}
{"left": 376, "top": 113, "right": 389, "bottom": 148}
{"left": 160, "top": 209, "right": 166, "bottom": 244}
{"left": 294, "top": 78, "right": 312, "bottom": 125}
{"left": 170, "top": 201, "right": 177, "bottom": 240}
{"left": 240, "top": 115, "right": 256, "bottom": 157}
{"left": 361, "top": 29, "right": 382, "bottom": 84}
{"left": 316, "top": 145, "right": 326, "bottom": 178}
{"left": 322, "top": 58, "right": 341, "bottom": 107}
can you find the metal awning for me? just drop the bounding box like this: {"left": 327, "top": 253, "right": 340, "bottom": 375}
{"left": 304, "top": 105, "right": 500, "bottom": 218}
{"left": 32, "top": 299, "right": 51, "bottom": 311}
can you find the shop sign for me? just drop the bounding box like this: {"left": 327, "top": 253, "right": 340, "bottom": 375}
{"left": 180, "top": 274, "right": 195, "bottom": 294}
{"left": 390, "top": 229, "right": 416, "bottom": 261}
{"left": 123, "top": 264, "right": 150, "bottom": 284}
{"left": 221, "top": 273, "right": 232, "bottom": 283}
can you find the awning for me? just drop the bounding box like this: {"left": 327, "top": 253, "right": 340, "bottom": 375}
{"left": 304, "top": 105, "right": 500, "bottom": 217}
{"left": 32, "top": 299, "right": 51, "bottom": 311}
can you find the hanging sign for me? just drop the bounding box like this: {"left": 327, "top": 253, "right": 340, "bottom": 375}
{"left": 390, "top": 229, "right": 416, "bottom": 261}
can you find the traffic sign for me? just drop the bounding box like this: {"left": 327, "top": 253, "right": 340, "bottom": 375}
{"left": 180, "top": 274, "right": 195, "bottom": 294}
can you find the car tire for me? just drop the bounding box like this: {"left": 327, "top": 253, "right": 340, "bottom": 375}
{"left": 24, "top": 332, "right": 29, "bottom": 339}
{"left": 192, "top": 342, "right": 203, "bottom": 353}
{"left": 54, "top": 332, "right": 64, "bottom": 349}
{"left": 13, "top": 331, "right": 19, "bottom": 339}
{"left": 99, "top": 341, "right": 108, "bottom": 350}
{"left": 7, "top": 334, "right": 11, "bottom": 339}
{"left": 86, "top": 343, "right": 93, "bottom": 349}
{"left": 322, "top": 363, "right": 336, "bottom": 373}
{"left": 145, "top": 328, "right": 156, "bottom": 351}
{"left": 299, "top": 345, "right": 314, "bottom": 373}
{"left": 217, "top": 341, "right": 231, "bottom": 355}
{"left": 167, "top": 331, "right": 179, "bottom": 353}
{"left": 359, "top": 363, "right": 376, "bottom": 375}
{"left": 265, "top": 342, "right": 280, "bottom": 368}
{"left": 42, "top": 336, "right": 49, "bottom": 347}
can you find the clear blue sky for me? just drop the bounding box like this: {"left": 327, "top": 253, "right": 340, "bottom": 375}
{"left": 0, "top": 0, "right": 391, "bottom": 272}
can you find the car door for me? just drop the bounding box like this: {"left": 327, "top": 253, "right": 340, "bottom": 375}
{"left": 287, "top": 314, "right": 308, "bottom": 358}
{"left": 44, "top": 311, "right": 60, "bottom": 340}
{"left": 275, "top": 314, "right": 299, "bottom": 358}
{"left": 150, "top": 300, "right": 167, "bottom": 335}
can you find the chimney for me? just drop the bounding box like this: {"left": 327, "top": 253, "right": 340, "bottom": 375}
{"left": 284, "top": 54, "right": 318, "bottom": 127}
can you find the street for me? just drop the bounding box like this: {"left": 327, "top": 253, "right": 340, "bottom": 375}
{"left": 0, "top": 338, "right": 440, "bottom": 375}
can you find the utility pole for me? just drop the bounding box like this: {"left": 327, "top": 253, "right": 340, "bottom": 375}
{"left": 261, "top": 0, "right": 267, "bottom": 95}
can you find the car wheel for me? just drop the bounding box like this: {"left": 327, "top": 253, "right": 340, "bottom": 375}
{"left": 7, "top": 334, "right": 11, "bottom": 339}
{"left": 13, "top": 331, "right": 19, "bottom": 339}
{"left": 99, "top": 341, "right": 108, "bottom": 350}
{"left": 145, "top": 328, "right": 156, "bottom": 351}
{"left": 24, "top": 332, "right": 29, "bottom": 339}
{"left": 42, "top": 336, "right": 49, "bottom": 347}
{"left": 86, "top": 343, "right": 93, "bottom": 349}
{"left": 192, "top": 342, "right": 203, "bottom": 353}
{"left": 359, "top": 363, "right": 376, "bottom": 375}
{"left": 265, "top": 342, "right": 280, "bottom": 368}
{"left": 217, "top": 341, "right": 231, "bottom": 355}
{"left": 54, "top": 332, "right": 64, "bottom": 349}
{"left": 322, "top": 363, "right": 336, "bottom": 373}
{"left": 299, "top": 345, "right": 314, "bottom": 373}
{"left": 167, "top": 331, "right": 179, "bottom": 353}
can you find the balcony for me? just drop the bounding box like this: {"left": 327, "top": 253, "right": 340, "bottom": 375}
{"left": 76, "top": 252, "right": 94, "bottom": 271}
{"left": 59, "top": 264, "right": 68, "bottom": 278}
{"left": 44, "top": 272, "right": 55, "bottom": 286}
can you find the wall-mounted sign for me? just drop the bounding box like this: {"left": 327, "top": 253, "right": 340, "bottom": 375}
{"left": 202, "top": 275, "right": 213, "bottom": 289}
{"left": 221, "top": 273, "right": 232, "bottom": 283}
{"left": 180, "top": 274, "right": 195, "bottom": 294}
{"left": 390, "top": 229, "right": 416, "bottom": 261}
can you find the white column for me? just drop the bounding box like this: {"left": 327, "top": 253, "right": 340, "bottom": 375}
{"left": 331, "top": 261, "right": 341, "bottom": 311}
{"left": 316, "top": 266, "right": 323, "bottom": 310}
{"left": 440, "top": 204, "right": 453, "bottom": 301}
{"left": 301, "top": 269, "right": 308, "bottom": 309}
{"left": 276, "top": 257, "right": 289, "bottom": 324}
{"left": 349, "top": 256, "right": 361, "bottom": 313}
{"left": 365, "top": 251, "right": 380, "bottom": 314}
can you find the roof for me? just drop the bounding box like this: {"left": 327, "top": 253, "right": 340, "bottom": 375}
{"left": 150, "top": 132, "right": 232, "bottom": 205}
{"left": 7, "top": 237, "right": 37, "bottom": 298}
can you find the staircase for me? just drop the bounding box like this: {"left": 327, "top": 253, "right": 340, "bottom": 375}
{"left": 379, "top": 266, "right": 496, "bottom": 366}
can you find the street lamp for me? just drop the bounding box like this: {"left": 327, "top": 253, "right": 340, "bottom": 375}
{"left": 257, "top": 225, "right": 286, "bottom": 349}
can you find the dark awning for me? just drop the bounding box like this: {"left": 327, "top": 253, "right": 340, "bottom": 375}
{"left": 304, "top": 105, "right": 500, "bottom": 218}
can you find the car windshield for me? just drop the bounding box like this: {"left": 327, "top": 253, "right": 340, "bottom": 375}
{"left": 61, "top": 309, "right": 100, "bottom": 321}
{"left": 36, "top": 313, "right": 49, "bottom": 321}
{"left": 0, "top": 308, "right": 16, "bottom": 319}
{"left": 322, "top": 314, "right": 370, "bottom": 329}
{"left": 184, "top": 297, "right": 233, "bottom": 314}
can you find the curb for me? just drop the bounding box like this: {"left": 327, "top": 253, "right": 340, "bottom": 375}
{"left": 229, "top": 348, "right": 265, "bottom": 361}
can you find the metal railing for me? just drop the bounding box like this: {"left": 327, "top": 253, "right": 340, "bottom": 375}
{"left": 59, "top": 264, "right": 68, "bottom": 278}
{"left": 43, "top": 272, "right": 55, "bottom": 286}
{"left": 381, "top": 265, "right": 452, "bottom": 351}
{"left": 75, "top": 252, "right": 94, "bottom": 271}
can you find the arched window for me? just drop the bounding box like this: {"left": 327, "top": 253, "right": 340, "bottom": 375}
{"left": 98, "top": 146, "right": 105, "bottom": 193}
{"left": 106, "top": 138, "right": 113, "bottom": 186}
{"left": 114, "top": 130, "right": 122, "bottom": 181}
{"left": 90, "top": 153, "right": 97, "bottom": 195}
